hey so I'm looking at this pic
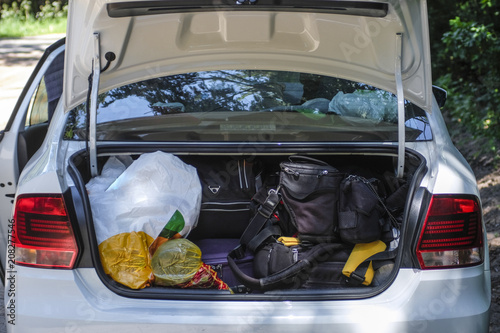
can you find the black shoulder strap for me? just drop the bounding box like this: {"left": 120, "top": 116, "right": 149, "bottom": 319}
{"left": 346, "top": 249, "right": 398, "bottom": 286}
{"left": 365, "top": 248, "right": 398, "bottom": 262}
{"left": 229, "top": 189, "right": 281, "bottom": 259}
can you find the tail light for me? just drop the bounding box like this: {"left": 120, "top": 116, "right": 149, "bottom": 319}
{"left": 416, "top": 194, "right": 483, "bottom": 269}
{"left": 13, "top": 194, "right": 78, "bottom": 269}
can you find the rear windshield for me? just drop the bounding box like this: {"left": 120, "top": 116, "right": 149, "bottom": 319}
{"left": 64, "top": 70, "right": 431, "bottom": 142}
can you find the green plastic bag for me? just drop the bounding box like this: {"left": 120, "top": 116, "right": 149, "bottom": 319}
{"left": 151, "top": 238, "right": 202, "bottom": 286}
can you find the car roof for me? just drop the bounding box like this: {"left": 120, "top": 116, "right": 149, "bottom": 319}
{"left": 63, "top": 0, "right": 433, "bottom": 113}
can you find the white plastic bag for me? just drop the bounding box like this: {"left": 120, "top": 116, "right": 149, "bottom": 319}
{"left": 86, "top": 155, "right": 133, "bottom": 193}
{"left": 87, "top": 151, "right": 202, "bottom": 244}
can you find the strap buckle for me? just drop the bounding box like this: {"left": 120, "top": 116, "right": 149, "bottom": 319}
{"left": 230, "top": 244, "right": 246, "bottom": 260}
{"left": 347, "top": 272, "right": 366, "bottom": 286}
{"left": 258, "top": 188, "right": 280, "bottom": 218}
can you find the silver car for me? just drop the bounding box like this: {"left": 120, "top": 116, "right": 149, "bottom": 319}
{"left": 0, "top": 0, "right": 490, "bottom": 332}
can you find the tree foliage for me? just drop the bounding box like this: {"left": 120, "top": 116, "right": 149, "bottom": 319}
{"left": 1, "top": 0, "right": 497, "bottom": 153}
{"left": 0, "top": 0, "right": 67, "bottom": 20}
{"left": 429, "top": 0, "right": 500, "bottom": 152}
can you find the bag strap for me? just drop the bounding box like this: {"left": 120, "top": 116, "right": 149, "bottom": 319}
{"left": 347, "top": 249, "right": 398, "bottom": 286}
{"left": 229, "top": 188, "right": 281, "bottom": 259}
{"left": 227, "top": 255, "right": 309, "bottom": 290}
{"left": 247, "top": 225, "right": 282, "bottom": 253}
{"left": 365, "top": 248, "right": 397, "bottom": 262}
{"left": 342, "top": 240, "right": 388, "bottom": 286}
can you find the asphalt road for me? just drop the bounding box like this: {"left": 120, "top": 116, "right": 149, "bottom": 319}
{"left": 0, "top": 34, "right": 65, "bottom": 130}
{"left": 0, "top": 33, "right": 64, "bottom": 333}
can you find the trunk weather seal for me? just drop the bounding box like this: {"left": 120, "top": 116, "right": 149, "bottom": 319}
{"left": 107, "top": 0, "right": 389, "bottom": 18}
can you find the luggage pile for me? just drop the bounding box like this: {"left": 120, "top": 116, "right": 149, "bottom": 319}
{"left": 227, "top": 156, "right": 402, "bottom": 291}
{"left": 87, "top": 152, "right": 407, "bottom": 292}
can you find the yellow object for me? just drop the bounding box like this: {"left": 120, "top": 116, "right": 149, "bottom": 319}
{"left": 342, "top": 240, "right": 387, "bottom": 286}
{"left": 151, "top": 238, "right": 203, "bottom": 286}
{"left": 277, "top": 236, "right": 300, "bottom": 246}
{"left": 99, "top": 231, "right": 154, "bottom": 289}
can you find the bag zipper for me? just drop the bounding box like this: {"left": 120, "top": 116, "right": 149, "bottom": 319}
{"left": 292, "top": 247, "right": 299, "bottom": 263}
{"left": 282, "top": 166, "right": 330, "bottom": 178}
{"left": 238, "top": 159, "right": 250, "bottom": 190}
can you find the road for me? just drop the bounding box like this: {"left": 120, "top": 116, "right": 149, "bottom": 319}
{"left": 0, "top": 33, "right": 64, "bottom": 333}
{"left": 0, "top": 34, "right": 64, "bottom": 130}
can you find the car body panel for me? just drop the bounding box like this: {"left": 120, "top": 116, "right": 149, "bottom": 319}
{"left": 0, "top": 42, "right": 66, "bottom": 275}
{"left": 64, "top": 0, "right": 433, "bottom": 112}
{"left": 8, "top": 266, "right": 490, "bottom": 332}
{"left": 407, "top": 99, "right": 479, "bottom": 197}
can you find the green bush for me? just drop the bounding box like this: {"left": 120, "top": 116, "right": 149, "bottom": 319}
{"left": 36, "top": 0, "right": 67, "bottom": 21}
{"left": 0, "top": 0, "right": 67, "bottom": 36}
{"left": 0, "top": 0, "right": 67, "bottom": 20}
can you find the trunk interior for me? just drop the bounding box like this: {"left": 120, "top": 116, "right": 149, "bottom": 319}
{"left": 69, "top": 147, "right": 425, "bottom": 300}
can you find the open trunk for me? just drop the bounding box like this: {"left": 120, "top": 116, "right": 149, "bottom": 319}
{"left": 69, "top": 146, "right": 426, "bottom": 300}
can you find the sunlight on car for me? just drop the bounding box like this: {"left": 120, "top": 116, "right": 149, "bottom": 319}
{"left": 0, "top": 0, "right": 490, "bottom": 332}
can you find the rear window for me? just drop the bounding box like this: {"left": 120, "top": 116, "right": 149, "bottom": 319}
{"left": 64, "top": 70, "right": 431, "bottom": 142}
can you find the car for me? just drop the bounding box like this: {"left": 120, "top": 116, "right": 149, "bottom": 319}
{"left": 0, "top": 0, "right": 491, "bottom": 331}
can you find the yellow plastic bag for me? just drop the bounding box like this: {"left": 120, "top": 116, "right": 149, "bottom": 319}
{"left": 99, "top": 231, "right": 154, "bottom": 289}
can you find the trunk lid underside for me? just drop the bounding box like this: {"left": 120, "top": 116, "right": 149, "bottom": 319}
{"left": 64, "top": 0, "right": 433, "bottom": 113}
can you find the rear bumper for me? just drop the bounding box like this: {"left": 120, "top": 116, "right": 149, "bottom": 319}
{"left": 5, "top": 266, "right": 490, "bottom": 333}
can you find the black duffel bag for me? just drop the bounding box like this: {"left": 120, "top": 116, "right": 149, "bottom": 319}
{"left": 229, "top": 241, "right": 348, "bottom": 291}
{"left": 252, "top": 241, "right": 353, "bottom": 289}
{"left": 184, "top": 156, "right": 258, "bottom": 240}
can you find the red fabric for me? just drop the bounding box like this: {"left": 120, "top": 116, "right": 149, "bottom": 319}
{"left": 178, "top": 263, "right": 231, "bottom": 291}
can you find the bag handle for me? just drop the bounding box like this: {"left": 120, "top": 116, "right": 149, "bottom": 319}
{"left": 288, "top": 155, "right": 330, "bottom": 166}
{"left": 227, "top": 255, "right": 311, "bottom": 291}
{"left": 228, "top": 243, "right": 344, "bottom": 291}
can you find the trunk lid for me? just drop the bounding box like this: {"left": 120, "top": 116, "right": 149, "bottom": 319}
{"left": 64, "top": 0, "right": 433, "bottom": 112}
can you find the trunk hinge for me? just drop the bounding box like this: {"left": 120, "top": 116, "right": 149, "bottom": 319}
{"left": 89, "top": 32, "right": 101, "bottom": 177}
{"left": 395, "top": 33, "right": 405, "bottom": 179}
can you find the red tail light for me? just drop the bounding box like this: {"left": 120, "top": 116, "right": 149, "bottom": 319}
{"left": 416, "top": 195, "right": 483, "bottom": 269}
{"left": 13, "top": 194, "right": 78, "bottom": 269}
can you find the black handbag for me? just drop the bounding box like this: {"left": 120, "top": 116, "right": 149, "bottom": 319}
{"left": 338, "top": 175, "right": 394, "bottom": 244}
{"left": 279, "top": 156, "right": 344, "bottom": 242}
